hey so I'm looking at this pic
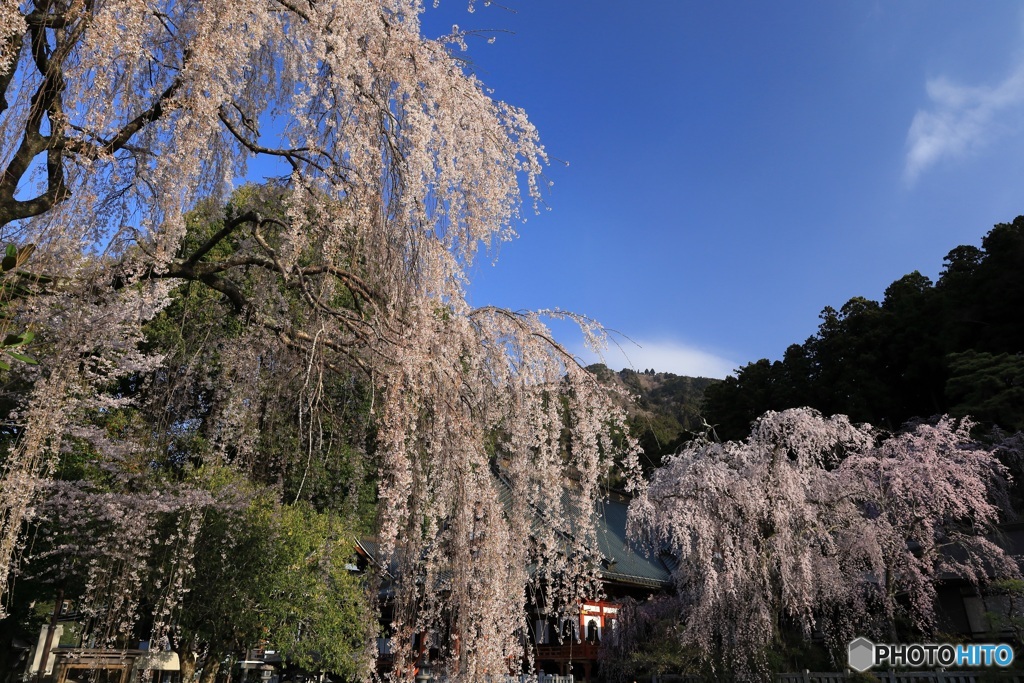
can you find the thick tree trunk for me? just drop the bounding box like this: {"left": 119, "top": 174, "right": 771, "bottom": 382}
{"left": 199, "top": 659, "right": 220, "bottom": 683}
{"left": 178, "top": 651, "right": 198, "bottom": 683}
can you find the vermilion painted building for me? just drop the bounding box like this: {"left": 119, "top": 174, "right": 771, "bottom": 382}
{"left": 357, "top": 482, "right": 674, "bottom": 683}
{"left": 528, "top": 490, "right": 674, "bottom": 682}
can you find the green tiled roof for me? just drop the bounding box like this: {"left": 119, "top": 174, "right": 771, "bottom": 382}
{"left": 494, "top": 474, "right": 673, "bottom": 590}
{"left": 593, "top": 496, "right": 673, "bottom": 589}
{"left": 357, "top": 474, "right": 674, "bottom": 591}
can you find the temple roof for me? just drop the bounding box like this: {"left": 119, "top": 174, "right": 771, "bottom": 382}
{"left": 355, "top": 472, "right": 675, "bottom": 592}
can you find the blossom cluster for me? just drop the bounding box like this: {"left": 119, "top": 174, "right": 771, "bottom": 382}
{"left": 629, "top": 409, "right": 1019, "bottom": 679}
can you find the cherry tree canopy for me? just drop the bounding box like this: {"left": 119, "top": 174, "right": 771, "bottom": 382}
{"left": 628, "top": 409, "right": 1019, "bottom": 680}
{"left": 0, "top": 1, "right": 638, "bottom": 678}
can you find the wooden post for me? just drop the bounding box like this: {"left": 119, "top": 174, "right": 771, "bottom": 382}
{"left": 35, "top": 588, "right": 63, "bottom": 683}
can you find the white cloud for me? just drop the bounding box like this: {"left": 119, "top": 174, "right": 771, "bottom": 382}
{"left": 579, "top": 339, "right": 737, "bottom": 379}
{"left": 904, "top": 64, "right": 1024, "bottom": 183}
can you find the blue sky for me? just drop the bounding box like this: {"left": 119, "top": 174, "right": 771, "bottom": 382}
{"left": 422, "top": 2, "right": 1024, "bottom": 378}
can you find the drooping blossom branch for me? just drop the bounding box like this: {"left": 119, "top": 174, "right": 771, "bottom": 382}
{"left": 628, "top": 409, "right": 1019, "bottom": 680}
{"left": 0, "top": 3, "right": 643, "bottom": 679}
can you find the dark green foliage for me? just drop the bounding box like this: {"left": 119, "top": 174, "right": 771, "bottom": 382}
{"left": 0, "top": 580, "right": 50, "bottom": 676}
{"left": 984, "top": 578, "right": 1024, "bottom": 646}
{"left": 947, "top": 351, "right": 1024, "bottom": 431}
{"left": 599, "top": 596, "right": 703, "bottom": 683}
{"left": 0, "top": 187, "right": 378, "bottom": 677}
{"left": 0, "top": 243, "right": 42, "bottom": 371}
{"left": 704, "top": 216, "right": 1024, "bottom": 437}
{"left": 700, "top": 358, "right": 786, "bottom": 442}
{"left": 136, "top": 187, "right": 379, "bottom": 525}
{"left": 175, "top": 471, "right": 372, "bottom": 677}
{"left": 588, "top": 365, "right": 718, "bottom": 470}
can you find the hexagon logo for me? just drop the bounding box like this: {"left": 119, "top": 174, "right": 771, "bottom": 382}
{"left": 848, "top": 637, "right": 875, "bottom": 673}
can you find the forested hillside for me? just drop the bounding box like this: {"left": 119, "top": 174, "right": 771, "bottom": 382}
{"left": 703, "top": 216, "right": 1024, "bottom": 439}
{"left": 588, "top": 365, "right": 718, "bottom": 470}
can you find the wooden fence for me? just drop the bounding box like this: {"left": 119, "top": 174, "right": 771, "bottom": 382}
{"left": 418, "top": 672, "right": 1024, "bottom": 683}
{"left": 778, "top": 671, "right": 1019, "bottom": 683}
{"left": 775, "top": 673, "right": 1023, "bottom": 683}
{"left": 652, "top": 673, "right": 1023, "bottom": 683}
{"left": 414, "top": 674, "right": 574, "bottom": 682}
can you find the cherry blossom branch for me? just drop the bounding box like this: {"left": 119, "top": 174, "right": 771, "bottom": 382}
{"left": 183, "top": 210, "right": 261, "bottom": 268}
{"left": 217, "top": 107, "right": 327, "bottom": 174}
{"left": 468, "top": 305, "right": 587, "bottom": 371}
{"left": 0, "top": 4, "right": 185, "bottom": 227}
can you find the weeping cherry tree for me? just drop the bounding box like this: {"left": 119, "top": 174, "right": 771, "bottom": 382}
{"left": 628, "top": 409, "right": 1019, "bottom": 681}
{"left": 0, "top": 1, "right": 640, "bottom": 679}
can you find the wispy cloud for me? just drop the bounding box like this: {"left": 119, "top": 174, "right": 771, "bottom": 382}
{"left": 904, "top": 64, "right": 1024, "bottom": 183}
{"left": 580, "top": 339, "right": 737, "bottom": 379}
